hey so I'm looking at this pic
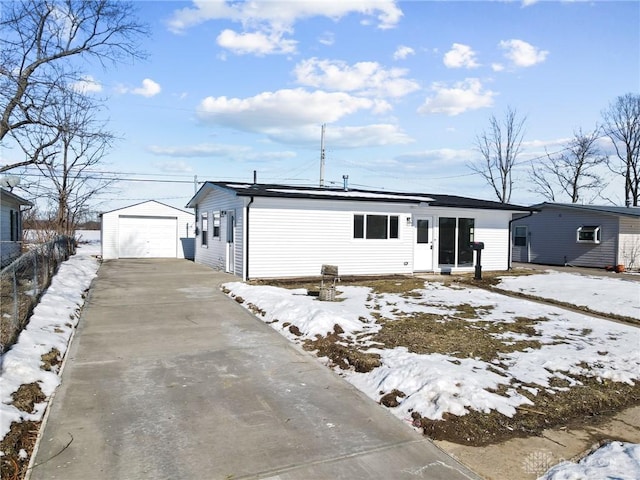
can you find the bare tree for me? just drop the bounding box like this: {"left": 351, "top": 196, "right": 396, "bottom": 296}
{"left": 23, "top": 91, "right": 116, "bottom": 235}
{"left": 470, "top": 107, "right": 526, "bottom": 203}
{"left": 601, "top": 93, "right": 640, "bottom": 206}
{"left": 529, "top": 129, "right": 607, "bottom": 203}
{"left": 0, "top": 0, "right": 147, "bottom": 171}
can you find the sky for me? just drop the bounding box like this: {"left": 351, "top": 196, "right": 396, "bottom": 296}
{"left": 1, "top": 235, "right": 639, "bottom": 478}
{"left": 4, "top": 0, "right": 640, "bottom": 214}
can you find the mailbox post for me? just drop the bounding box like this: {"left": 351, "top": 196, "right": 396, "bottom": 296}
{"left": 470, "top": 242, "right": 485, "bottom": 280}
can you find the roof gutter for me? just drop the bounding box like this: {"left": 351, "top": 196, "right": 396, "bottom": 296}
{"left": 244, "top": 195, "right": 254, "bottom": 281}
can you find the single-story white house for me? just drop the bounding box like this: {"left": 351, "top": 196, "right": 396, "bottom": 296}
{"left": 1, "top": 188, "right": 32, "bottom": 268}
{"left": 101, "top": 200, "right": 195, "bottom": 260}
{"left": 512, "top": 203, "right": 640, "bottom": 270}
{"left": 185, "top": 182, "right": 533, "bottom": 280}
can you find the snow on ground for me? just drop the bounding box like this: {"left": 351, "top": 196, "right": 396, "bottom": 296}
{"left": 0, "top": 242, "right": 100, "bottom": 442}
{"left": 496, "top": 270, "right": 640, "bottom": 320}
{"left": 225, "top": 273, "right": 640, "bottom": 479}
{"left": 538, "top": 441, "right": 640, "bottom": 480}
{"left": 226, "top": 280, "right": 640, "bottom": 420}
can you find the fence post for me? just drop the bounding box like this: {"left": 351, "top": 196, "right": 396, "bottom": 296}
{"left": 12, "top": 266, "right": 18, "bottom": 341}
{"left": 33, "top": 249, "right": 39, "bottom": 297}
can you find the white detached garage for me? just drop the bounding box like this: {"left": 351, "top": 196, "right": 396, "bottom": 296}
{"left": 101, "top": 201, "right": 195, "bottom": 260}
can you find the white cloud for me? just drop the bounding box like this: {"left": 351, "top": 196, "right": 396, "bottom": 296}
{"left": 418, "top": 78, "right": 496, "bottom": 116}
{"left": 119, "top": 78, "right": 161, "bottom": 97}
{"left": 318, "top": 31, "right": 335, "bottom": 46}
{"left": 168, "top": 1, "right": 402, "bottom": 56}
{"left": 443, "top": 43, "right": 479, "bottom": 69}
{"left": 168, "top": 0, "right": 402, "bottom": 33}
{"left": 153, "top": 160, "right": 193, "bottom": 173}
{"left": 148, "top": 143, "right": 251, "bottom": 158}
{"left": 217, "top": 29, "right": 296, "bottom": 55}
{"left": 148, "top": 143, "right": 298, "bottom": 162}
{"left": 491, "top": 63, "right": 505, "bottom": 72}
{"left": 293, "top": 58, "right": 420, "bottom": 98}
{"left": 397, "top": 148, "right": 475, "bottom": 165}
{"left": 273, "top": 123, "right": 413, "bottom": 148}
{"left": 71, "top": 75, "right": 102, "bottom": 94}
{"left": 197, "top": 88, "right": 391, "bottom": 132}
{"left": 499, "top": 39, "right": 548, "bottom": 67}
{"left": 393, "top": 45, "right": 415, "bottom": 60}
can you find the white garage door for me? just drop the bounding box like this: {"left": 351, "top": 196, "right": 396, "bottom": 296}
{"left": 118, "top": 215, "right": 178, "bottom": 258}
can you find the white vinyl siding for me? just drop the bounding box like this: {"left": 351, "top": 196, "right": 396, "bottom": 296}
{"left": 248, "top": 199, "right": 413, "bottom": 278}
{"left": 101, "top": 201, "right": 194, "bottom": 260}
{"left": 189, "top": 186, "right": 521, "bottom": 279}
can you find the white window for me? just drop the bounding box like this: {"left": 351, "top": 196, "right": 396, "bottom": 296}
{"left": 213, "top": 211, "right": 221, "bottom": 238}
{"left": 514, "top": 226, "right": 527, "bottom": 246}
{"left": 201, "top": 212, "right": 208, "bottom": 246}
{"left": 577, "top": 225, "right": 600, "bottom": 244}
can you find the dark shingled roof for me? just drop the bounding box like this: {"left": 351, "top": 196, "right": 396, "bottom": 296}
{"left": 189, "top": 182, "right": 533, "bottom": 212}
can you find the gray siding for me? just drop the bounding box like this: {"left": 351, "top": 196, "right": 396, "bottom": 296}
{"left": 1, "top": 194, "right": 24, "bottom": 267}
{"left": 193, "top": 188, "right": 244, "bottom": 274}
{"left": 512, "top": 207, "right": 620, "bottom": 268}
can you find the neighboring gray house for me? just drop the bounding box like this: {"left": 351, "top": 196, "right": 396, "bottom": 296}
{"left": 186, "top": 182, "right": 533, "bottom": 280}
{"left": 101, "top": 200, "right": 195, "bottom": 260}
{"left": 0, "top": 188, "right": 32, "bottom": 268}
{"left": 511, "top": 203, "right": 640, "bottom": 270}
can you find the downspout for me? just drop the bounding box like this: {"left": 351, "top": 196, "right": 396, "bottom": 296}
{"left": 508, "top": 210, "right": 534, "bottom": 270}
{"left": 244, "top": 196, "right": 254, "bottom": 281}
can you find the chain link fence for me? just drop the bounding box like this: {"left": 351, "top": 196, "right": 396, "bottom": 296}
{"left": 0, "top": 236, "right": 76, "bottom": 354}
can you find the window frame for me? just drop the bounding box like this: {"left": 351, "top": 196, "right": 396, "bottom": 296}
{"left": 353, "top": 214, "right": 399, "bottom": 240}
{"left": 213, "top": 211, "right": 221, "bottom": 239}
{"left": 201, "top": 212, "right": 208, "bottom": 247}
{"left": 576, "top": 225, "right": 601, "bottom": 244}
{"left": 438, "top": 217, "right": 476, "bottom": 267}
{"left": 514, "top": 226, "right": 527, "bottom": 247}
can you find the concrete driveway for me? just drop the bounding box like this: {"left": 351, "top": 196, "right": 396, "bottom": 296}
{"left": 30, "top": 259, "right": 479, "bottom": 480}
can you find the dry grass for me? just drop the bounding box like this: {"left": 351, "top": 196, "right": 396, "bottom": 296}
{"left": 372, "top": 313, "right": 544, "bottom": 362}
{"left": 0, "top": 421, "right": 41, "bottom": 480}
{"left": 0, "top": 383, "right": 46, "bottom": 480}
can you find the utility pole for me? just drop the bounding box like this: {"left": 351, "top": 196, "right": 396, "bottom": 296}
{"left": 319, "top": 123, "right": 326, "bottom": 187}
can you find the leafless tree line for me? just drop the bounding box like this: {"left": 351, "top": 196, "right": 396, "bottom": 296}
{"left": 471, "top": 93, "right": 640, "bottom": 206}
{"left": 0, "top": 0, "right": 148, "bottom": 233}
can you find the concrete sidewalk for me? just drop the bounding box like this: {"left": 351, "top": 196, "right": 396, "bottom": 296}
{"left": 30, "top": 259, "right": 479, "bottom": 480}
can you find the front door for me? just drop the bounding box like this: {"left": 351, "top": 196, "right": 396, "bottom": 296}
{"left": 226, "top": 210, "right": 235, "bottom": 274}
{"left": 413, "top": 216, "right": 433, "bottom": 271}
